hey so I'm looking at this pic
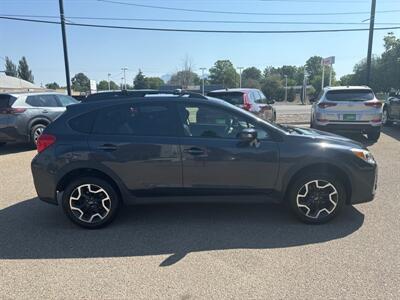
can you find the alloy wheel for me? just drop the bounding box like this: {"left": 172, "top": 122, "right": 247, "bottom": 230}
{"left": 33, "top": 127, "right": 44, "bottom": 144}
{"left": 296, "top": 180, "right": 338, "bottom": 219}
{"left": 69, "top": 184, "right": 111, "bottom": 224}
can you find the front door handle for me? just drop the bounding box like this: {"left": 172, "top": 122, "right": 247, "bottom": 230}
{"left": 42, "top": 110, "right": 48, "bottom": 114}
{"left": 183, "top": 147, "right": 206, "bottom": 156}
{"left": 97, "top": 144, "right": 118, "bottom": 151}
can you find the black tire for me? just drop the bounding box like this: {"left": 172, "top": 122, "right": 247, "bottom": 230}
{"left": 30, "top": 123, "right": 47, "bottom": 147}
{"left": 367, "top": 129, "right": 381, "bottom": 142}
{"left": 287, "top": 172, "right": 346, "bottom": 224}
{"left": 61, "top": 177, "right": 120, "bottom": 229}
{"left": 382, "top": 109, "right": 392, "bottom": 126}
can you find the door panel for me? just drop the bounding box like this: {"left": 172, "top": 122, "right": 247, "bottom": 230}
{"left": 178, "top": 103, "right": 279, "bottom": 193}
{"left": 88, "top": 102, "right": 183, "bottom": 195}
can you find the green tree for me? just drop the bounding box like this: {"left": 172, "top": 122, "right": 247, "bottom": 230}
{"left": 45, "top": 82, "right": 60, "bottom": 90}
{"left": 71, "top": 73, "right": 90, "bottom": 92}
{"left": 242, "top": 67, "right": 262, "bottom": 88}
{"left": 97, "top": 80, "right": 119, "bottom": 91}
{"left": 261, "top": 75, "right": 284, "bottom": 101}
{"left": 168, "top": 70, "right": 199, "bottom": 88}
{"left": 17, "top": 56, "right": 34, "bottom": 83}
{"left": 209, "top": 60, "right": 238, "bottom": 88}
{"left": 146, "top": 77, "right": 164, "bottom": 89}
{"left": 133, "top": 69, "right": 148, "bottom": 89}
{"left": 305, "top": 56, "right": 336, "bottom": 94}
{"left": 4, "top": 57, "right": 17, "bottom": 77}
{"left": 287, "top": 88, "right": 296, "bottom": 102}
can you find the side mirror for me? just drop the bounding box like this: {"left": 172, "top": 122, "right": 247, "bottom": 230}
{"left": 267, "top": 99, "right": 275, "bottom": 105}
{"left": 238, "top": 128, "right": 258, "bottom": 143}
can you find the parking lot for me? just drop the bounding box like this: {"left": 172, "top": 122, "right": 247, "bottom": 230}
{"left": 1, "top": 125, "right": 399, "bottom": 299}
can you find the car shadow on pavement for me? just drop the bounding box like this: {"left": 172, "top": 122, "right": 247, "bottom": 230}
{"left": 0, "top": 143, "right": 34, "bottom": 155}
{"left": 0, "top": 198, "right": 364, "bottom": 266}
{"left": 381, "top": 125, "right": 400, "bottom": 142}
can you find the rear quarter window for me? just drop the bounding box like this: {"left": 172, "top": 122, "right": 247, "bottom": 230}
{"left": 325, "top": 90, "right": 374, "bottom": 101}
{"left": 0, "top": 94, "right": 17, "bottom": 107}
{"left": 68, "top": 111, "right": 97, "bottom": 133}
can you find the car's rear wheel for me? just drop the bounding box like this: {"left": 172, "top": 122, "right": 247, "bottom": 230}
{"left": 382, "top": 109, "right": 392, "bottom": 126}
{"left": 30, "top": 124, "right": 46, "bottom": 147}
{"left": 288, "top": 173, "right": 345, "bottom": 224}
{"left": 61, "top": 177, "right": 120, "bottom": 229}
{"left": 367, "top": 129, "right": 381, "bottom": 142}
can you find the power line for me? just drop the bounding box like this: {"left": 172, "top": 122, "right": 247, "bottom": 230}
{"left": 1, "top": 16, "right": 400, "bottom": 34}
{"left": 1, "top": 14, "right": 400, "bottom": 26}
{"left": 96, "top": 0, "right": 400, "bottom": 16}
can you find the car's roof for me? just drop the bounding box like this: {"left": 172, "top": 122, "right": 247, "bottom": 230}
{"left": 209, "top": 88, "right": 259, "bottom": 93}
{"left": 0, "top": 91, "right": 67, "bottom": 97}
{"left": 324, "top": 86, "right": 372, "bottom": 91}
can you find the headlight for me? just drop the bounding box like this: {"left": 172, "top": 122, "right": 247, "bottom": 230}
{"left": 351, "top": 148, "right": 376, "bottom": 164}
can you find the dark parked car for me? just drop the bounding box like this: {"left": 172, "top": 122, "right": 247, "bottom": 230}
{"left": 0, "top": 92, "right": 78, "bottom": 146}
{"left": 31, "top": 95, "right": 377, "bottom": 228}
{"left": 382, "top": 92, "right": 400, "bottom": 126}
{"left": 207, "top": 88, "right": 276, "bottom": 122}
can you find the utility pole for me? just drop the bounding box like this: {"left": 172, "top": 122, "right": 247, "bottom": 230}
{"left": 58, "top": 0, "right": 71, "bottom": 95}
{"left": 237, "top": 67, "right": 244, "bottom": 88}
{"left": 284, "top": 75, "right": 288, "bottom": 102}
{"left": 329, "top": 66, "right": 333, "bottom": 86}
{"left": 107, "top": 73, "right": 111, "bottom": 90}
{"left": 200, "top": 67, "right": 206, "bottom": 95}
{"left": 366, "top": 0, "right": 376, "bottom": 86}
{"left": 321, "top": 61, "right": 325, "bottom": 90}
{"left": 121, "top": 67, "right": 128, "bottom": 89}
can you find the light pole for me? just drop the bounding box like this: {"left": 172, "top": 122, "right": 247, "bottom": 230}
{"left": 58, "top": 0, "right": 71, "bottom": 96}
{"left": 366, "top": 0, "right": 376, "bottom": 85}
{"left": 107, "top": 73, "right": 111, "bottom": 90}
{"left": 200, "top": 67, "right": 206, "bottom": 95}
{"left": 237, "top": 67, "right": 244, "bottom": 88}
{"left": 121, "top": 67, "right": 128, "bottom": 89}
{"left": 284, "top": 75, "right": 288, "bottom": 102}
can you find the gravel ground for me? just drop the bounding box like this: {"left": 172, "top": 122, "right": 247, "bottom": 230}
{"left": 0, "top": 126, "right": 399, "bottom": 299}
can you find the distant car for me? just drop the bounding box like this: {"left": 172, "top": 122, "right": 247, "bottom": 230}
{"left": 0, "top": 92, "right": 78, "bottom": 147}
{"left": 207, "top": 88, "right": 276, "bottom": 122}
{"left": 310, "top": 86, "right": 382, "bottom": 141}
{"left": 382, "top": 92, "right": 400, "bottom": 126}
{"left": 31, "top": 93, "right": 377, "bottom": 228}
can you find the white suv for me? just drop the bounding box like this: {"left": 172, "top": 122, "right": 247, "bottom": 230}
{"left": 310, "top": 86, "right": 382, "bottom": 141}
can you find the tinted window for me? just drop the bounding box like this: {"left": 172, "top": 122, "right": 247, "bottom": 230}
{"left": 255, "top": 91, "right": 268, "bottom": 104}
{"left": 26, "top": 94, "right": 59, "bottom": 107}
{"left": 57, "top": 95, "right": 78, "bottom": 107}
{"left": 325, "top": 90, "right": 374, "bottom": 102}
{"left": 178, "top": 103, "right": 269, "bottom": 140}
{"left": 69, "top": 111, "right": 97, "bottom": 133}
{"left": 92, "top": 103, "right": 179, "bottom": 136}
{"left": 0, "top": 94, "right": 17, "bottom": 108}
{"left": 207, "top": 92, "right": 244, "bottom": 105}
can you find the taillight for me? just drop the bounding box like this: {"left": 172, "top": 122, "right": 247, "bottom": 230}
{"left": 318, "top": 102, "right": 337, "bottom": 109}
{"left": 0, "top": 107, "right": 27, "bottom": 114}
{"left": 37, "top": 134, "right": 56, "bottom": 153}
{"left": 243, "top": 93, "right": 252, "bottom": 111}
{"left": 364, "top": 101, "right": 382, "bottom": 108}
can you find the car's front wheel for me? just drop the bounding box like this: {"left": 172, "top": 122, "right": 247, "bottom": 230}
{"left": 62, "top": 177, "right": 120, "bottom": 229}
{"left": 288, "top": 173, "right": 345, "bottom": 224}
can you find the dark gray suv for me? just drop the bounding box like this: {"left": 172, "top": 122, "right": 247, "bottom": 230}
{"left": 0, "top": 92, "right": 78, "bottom": 146}
{"left": 31, "top": 94, "right": 377, "bottom": 228}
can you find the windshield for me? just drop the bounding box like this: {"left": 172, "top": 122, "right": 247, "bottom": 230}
{"left": 325, "top": 90, "right": 374, "bottom": 102}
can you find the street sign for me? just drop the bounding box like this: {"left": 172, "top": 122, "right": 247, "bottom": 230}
{"left": 322, "top": 56, "right": 335, "bottom": 66}
{"left": 90, "top": 80, "right": 97, "bottom": 94}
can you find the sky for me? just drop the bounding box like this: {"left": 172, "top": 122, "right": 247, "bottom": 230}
{"left": 0, "top": 0, "right": 399, "bottom": 86}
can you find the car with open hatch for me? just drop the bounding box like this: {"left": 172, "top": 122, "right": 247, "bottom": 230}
{"left": 31, "top": 91, "right": 377, "bottom": 228}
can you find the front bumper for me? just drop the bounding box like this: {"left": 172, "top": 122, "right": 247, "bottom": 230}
{"left": 348, "top": 163, "right": 377, "bottom": 204}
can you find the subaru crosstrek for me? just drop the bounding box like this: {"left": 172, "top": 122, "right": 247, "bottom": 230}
{"left": 31, "top": 93, "right": 377, "bottom": 228}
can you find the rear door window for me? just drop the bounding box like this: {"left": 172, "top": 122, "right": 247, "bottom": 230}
{"left": 69, "top": 111, "right": 97, "bottom": 133}
{"left": 325, "top": 90, "right": 374, "bottom": 102}
{"left": 207, "top": 92, "right": 244, "bottom": 105}
{"left": 26, "top": 94, "right": 59, "bottom": 107}
{"left": 92, "top": 102, "right": 180, "bottom": 136}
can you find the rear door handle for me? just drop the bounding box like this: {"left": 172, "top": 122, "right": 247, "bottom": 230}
{"left": 183, "top": 147, "right": 206, "bottom": 156}
{"left": 42, "top": 110, "right": 48, "bottom": 113}
{"left": 97, "top": 144, "right": 118, "bottom": 151}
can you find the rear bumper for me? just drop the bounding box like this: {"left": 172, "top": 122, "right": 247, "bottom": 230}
{"left": 31, "top": 154, "right": 58, "bottom": 205}
{"left": 315, "top": 122, "right": 381, "bottom": 132}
